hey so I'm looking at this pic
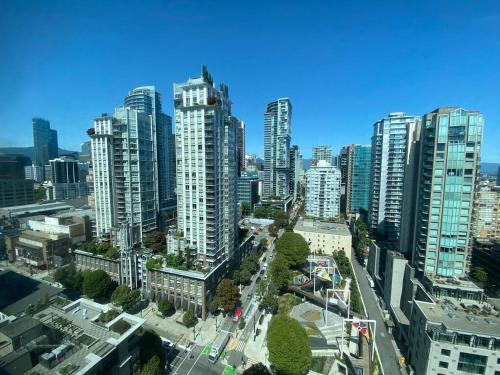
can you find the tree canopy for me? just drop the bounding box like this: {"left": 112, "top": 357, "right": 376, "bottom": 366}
{"left": 182, "top": 309, "right": 197, "bottom": 327}
{"left": 267, "top": 315, "right": 311, "bottom": 375}
{"left": 82, "top": 270, "right": 115, "bottom": 300}
{"left": 243, "top": 363, "right": 272, "bottom": 375}
{"left": 472, "top": 266, "right": 488, "bottom": 283}
{"left": 157, "top": 297, "right": 173, "bottom": 316}
{"left": 54, "top": 263, "right": 83, "bottom": 292}
{"left": 269, "top": 254, "right": 291, "bottom": 293}
{"left": 139, "top": 330, "right": 164, "bottom": 367}
{"left": 275, "top": 232, "right": 310, "bottom": 268}
{"left": 111, "top": 285, "right": 131, "bottom": 306}
{"left": 141, "top": 355, "right": 161, "bottom": 375}
{"left": 215, "top": 278, "right": 240, "bottom": 313}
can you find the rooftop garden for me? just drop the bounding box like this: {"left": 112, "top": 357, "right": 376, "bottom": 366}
{"left": 111, "top": 319, "right": 131, "bottom": 335}
{"left": 146, "top": 253, "right": 210, "bottom": 274}
{"left": 79, "top": 242, "right": 119, "bottom": 260}
{"left": 97, "top": 308, "right": 120, "bottom": 323}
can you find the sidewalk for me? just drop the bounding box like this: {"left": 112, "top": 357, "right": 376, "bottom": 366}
{"left": 138, "top": 303, "right": 218, "bottom": 346}
{"left": 242, "top": 312, "right": 272, "bottom": 368}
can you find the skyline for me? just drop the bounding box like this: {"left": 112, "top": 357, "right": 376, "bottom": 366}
{"left": 1, "top": 0, "right": 499, "bottom": 161}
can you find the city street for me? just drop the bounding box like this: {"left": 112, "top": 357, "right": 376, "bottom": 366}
{"left": 351, "top": 254, "right": 405, "bottom": 375}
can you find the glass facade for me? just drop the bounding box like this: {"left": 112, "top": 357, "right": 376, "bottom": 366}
{"left": 350, "top": 144, "right": 372, "bottom": 213}
{"left": 414, "top": 108, "right": 482, "bottom": 277}
{"left": 33, "top": 118, "right": 58, "bottom": 166}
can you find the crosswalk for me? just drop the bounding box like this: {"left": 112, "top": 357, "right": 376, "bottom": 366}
{"left": 243, "top": 357, "right": 259, "bottom": 370}
{"left": 228, "top": 337, "right": 246, "bottom": 352}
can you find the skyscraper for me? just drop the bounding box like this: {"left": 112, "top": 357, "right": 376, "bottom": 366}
{"left": 349, "top": 144, "right": 372, "bottom": 214}
{"left": 305, "top": 160, "right": 341, "bottom": 219}
{"left": 90, "top": 108, "right": 157, "bottom": 242}
{"left": 236, "top": 120, "right": 245, "bottom": 175}
{"left": 170, "top": 69, "right": 238, "bottom": 267}
{"left": 33, "top": 118, "right": 58, "bottom": 166}
{"left": 263, "top": 98, "right": 292, "bottom": 199}
{"left": 312, "top": 145, "right": 333, "bottom": 166}
{"left": 289, "top": 145, "right": 303, "bottom": 200}
{"left": 369, "top": 112, "right": 420, "bottom": 242}
{"left": 472, "top": 184, "right": 500, "bottom": 239}
{"left": 124, "top": 86, "right": 175, "bottom": 209}
{"left": 411, "top": 107, "right": 482, "bottom": 277}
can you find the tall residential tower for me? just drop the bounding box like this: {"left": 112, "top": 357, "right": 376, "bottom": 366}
{"left": 369, "top": 112, "right": 420, "bottom": 242}
{"left": 412, "top": 107, "right": 482, "bottom": 277}
{"left": 305, "top": 160, "right": 341, "bottom": 219}
{"left": 170, "top": 69, "right": 238, "bottom": 267}
{"left": 263, "top": 98, "right": 292, "bottom": 199}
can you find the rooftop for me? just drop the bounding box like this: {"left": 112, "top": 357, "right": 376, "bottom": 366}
{"left": 0, "top": 201, "right": 74, "bottom": 218}
{"left": 30, "top": 298, "right": 145, "bottom": 374}
{"left": 294, "top": 219, "right": 351, "bottom": 236}
{"left": 0, "top": 315, "right": 40, "bottom": 339}
{"left": 416, "top": 299, "right": 500, "bottom": 338}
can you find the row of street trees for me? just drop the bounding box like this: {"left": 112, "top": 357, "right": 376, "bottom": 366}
{"left": 353, "top": 219, "right": 370, "bottom": 259}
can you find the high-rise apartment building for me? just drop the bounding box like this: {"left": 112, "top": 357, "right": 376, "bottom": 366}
{"left": 33, "top": 118, "right": 58, "bottom": 166}
{"left": 312, "top": 145, "right": 333, "bottom": 166}
{"left": 49, "top": 156, "right": 79, "bottom": 183}
{"left": 289, "top": 145, "right": 303, "bottom": 200}
{"left": 171, "top": 69, "right": 238, "bottom": 267}
{"left": 305, "top": 160, "right": 341, "bottom": 219}
{"left": 263, "top": 98, "right": 292, "bottom": 199}
{"left": 338, "top": 146, "right": 351, "bottom": 214}
{"left": 237, "top": 120, "right": 245, "bottom": 175}
{"left": 369, "top": 112, "right": 420, "bottom": 242}
{"left": 472, "top": 184, "right": 500, "bottom": 239}
{"left": 349, "top": 145, "right": 372, "bottom": 214}
{"left": 90, "top": 107, "right": 157, "bottom": 242}
{"left": 411, "top": 108, "right": 482, "bottom": 278}
{"left": 124, "top": 86, "right": 175, "bottom": 209}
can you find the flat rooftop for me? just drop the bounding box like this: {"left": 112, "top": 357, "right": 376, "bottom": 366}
{"left": 31, "top": 298, "right": 145, "bottom": 374}
{"left": 0, "top": 201, "right": 74, "bottom": 218}
{"left": 294, "top": 219, "right": 351, "bottom": 236}
{"left": 416, "top": 300, "right": 500, "bottom": 338}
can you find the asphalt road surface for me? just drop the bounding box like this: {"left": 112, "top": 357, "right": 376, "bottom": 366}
{"left": 351, "top": 254, "right": 403, "bottom": 375}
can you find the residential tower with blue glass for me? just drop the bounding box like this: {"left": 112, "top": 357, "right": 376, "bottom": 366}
{"left": 412, "top": 107, "right": 482, "bottom": 278}
{"left": 349, "top": 144, "right": 372, "bottom": 214}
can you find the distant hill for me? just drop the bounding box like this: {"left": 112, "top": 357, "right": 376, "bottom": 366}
{"left": 0, "top": 146, "right": 78, "bottom": 161}
{"left": 481, "top": 162, "right": 500, "bottom": 175}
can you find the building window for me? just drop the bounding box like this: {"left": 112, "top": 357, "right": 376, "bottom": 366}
{"left": 439, "top": 361, "right": 448, "bottom": 368}
{"left": 441, "top": 349, "right": 451, "bottom": 356}
{"left": 457, "top": 352, "right": 487, "bottom": 374}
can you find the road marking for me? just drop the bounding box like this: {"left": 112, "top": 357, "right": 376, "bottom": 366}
{"left": 185, "top": 347, "right": 205, "bottom": 375}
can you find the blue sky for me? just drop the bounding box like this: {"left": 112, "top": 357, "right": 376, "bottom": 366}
{"left": 1, "top": 0, "right": 499, "bottom": 161}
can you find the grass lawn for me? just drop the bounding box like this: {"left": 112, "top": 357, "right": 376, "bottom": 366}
{"left": 222, "top": 366, "right": 237, "bottom": 375}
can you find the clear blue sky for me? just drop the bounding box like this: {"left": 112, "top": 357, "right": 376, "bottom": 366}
{"left": 1, "top": 0, "right": 499, "bottom": 161}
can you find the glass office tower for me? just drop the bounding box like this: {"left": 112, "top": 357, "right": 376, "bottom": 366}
{"left": 33, "top": 118, "right": 58, "bottom": 166}
{"left": 350, "top": 145, "right": 372, "bottom": 213}
{"left": 413, "top": 108, "right": 482, "bottom": 277}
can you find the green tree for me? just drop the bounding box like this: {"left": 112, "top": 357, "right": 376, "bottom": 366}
{"left": 157, "top": 298, "right": 173, "bottom": 316}
{"left": 82, "top": 270, "right": 115, "bottom": 300}
{"left": 143, "top": 230, "right": 165, "bottom": 250}
{"left": 35, "top": 186, "right": 46, "bottom": 201}
{"left": 472, "top": 266, "right": 488, "bottom": 283}
{"left": 243, "top": 363, "right": 272, "bottom": 375}
{"left": 139, "top": 331, "right": 164, "bottom": 367}
{"left": 141, "top": 355, "right": 161, "bottom": 375}
{"left": 111, "top": 285, "right": 131, "bottom": 306}
{"left": 182, "top": 309, "right": 197, "bottom": 327}
{"left": 239, "top": 268, "right": 252, "bottom": 285}
{"left": 54, "top": 263, "right": 82, "bottom": 292}
{"left": 216, "top": 279, "right": 240, "bottom": 313}
{"left": 122, "top": 289, "right": 141, "bottom": 312}
{"left": 208, "top": 299, "right": 219, "bottom": 315}
{"left": 275, "top": 232, "right": 310, "bottom": 268}
{"left": 241, "top": 202, "right": 252, "bottom": 217}
{"left": 267, "top": 315, "right": 311, "bottom": 375}
{"left": 269, "top": 254, "right": 291, "bottom": 293}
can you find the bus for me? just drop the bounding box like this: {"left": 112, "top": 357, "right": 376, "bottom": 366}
{"left": 209, "top": 332, "right": 230, "bottom": 364}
